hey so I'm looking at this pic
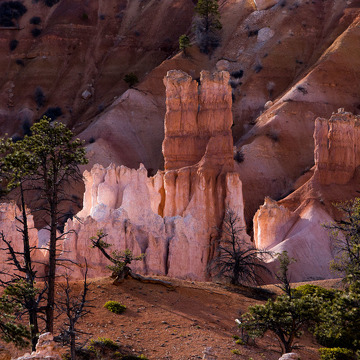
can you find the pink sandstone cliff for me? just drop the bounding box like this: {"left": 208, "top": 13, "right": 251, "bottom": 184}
{"left": 61, "top": 70, "right": 247, "bottom": 281}
{"left": 254, "top": 109, "right": 360, "bottom": 282}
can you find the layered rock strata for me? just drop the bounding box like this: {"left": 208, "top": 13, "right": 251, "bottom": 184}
{"left": 314, "top": 109, "right": 360, "bottom": 185}
{"left": 254, "top": 109, "right": 360, "bottom": 282}
{"left": 163, "top": 70, "right": 234, "bottom": 172}
{"left": 62, "top": 70, "right": 246, "bottom": 280}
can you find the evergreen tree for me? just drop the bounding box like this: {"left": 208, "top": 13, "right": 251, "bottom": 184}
{"left": 0, "top": 116, "right": 88, "bottom": 341}
{"left": 193, "top": 0, "right": 222, "bottom": 53}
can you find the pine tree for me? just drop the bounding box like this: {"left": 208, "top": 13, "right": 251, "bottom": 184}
{"left": 193, "top": 0, "right": 222, "bottom": 53}
{"left": 0, "top": 116, "right": 88, "bottom": 342}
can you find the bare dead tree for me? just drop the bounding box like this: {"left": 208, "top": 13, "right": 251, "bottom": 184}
{"left": 56, "top": 263, "right": 92, "bottom": 360}
{"left": 209, "top": 209, "right": 272, "bottom": 286}
{"left": 323, "top": 199, "right": 360, "bottom": 287}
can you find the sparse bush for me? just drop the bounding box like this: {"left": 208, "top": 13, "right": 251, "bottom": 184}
{"left": 29, "top": 16, "right": 41, "bottom": 25}
{"left": 44, "top": 0, "right": 59, "bottom": 7}
{"left": 72, "top": 337, "right": 148, "bottom": 360}
{"left": 179, "top": 34, "right": 190, "bottom": 52}
{"left": 22, "top": 119, "right": 32, "bottom": 137}
{"left": 97, "top": 103, "right": 105, "bottom": 113}
{"left": 31, "top": 28, "right": 42, "bottom": 38}
{"left": 81, "top": 12, "right": 88, "bottom": 21}
{"left": 296, "top": 86, "right": 308, "bottom": 95}
{"left": 247, "top": 29, "right": 258, "bottom": 37}
{"left": 34, "top": 87, "right": 45, "bottom": 108}
{"left": 15, "top": 59, "right": 24, "bottom": 66}
{"left": 231, "top": 349, "right": 242, "bottom": 355}
{"left": 103, "top": 301, "right": 126, "bottom": 314}
{"left": 231, "top": 70, "right": 243, "bottom": 79}
{"left": 90, "top": 337, "right": 119, "bottom": 351}
{"left": 123, "top": 73, "right": 138, "bottom": 87}
{"left": 254, "top": 64, "right": 263, "bottom": 73}
{"left": 229, "top": 80, "right": 241, "bottom": 89}
{"left": 0, "top": 1, "right": 27, "bottom": 27}
{"left": 266, "top": 129, "right": 280, "bottom": 142}
{"left": 234, "top": 149, "right": 244, "bottom": 163}
{"left": 88, "top": 137, "right": 95, "bottom": 144}
{"left": 193, "top": 0, "right": 222, "bottom": 54}
{"left": 42, "top": 107, "right": 62, "bottom": 121}
{"left": 318, "top": 348, "right": 356, "bottom": 360}
{"left": 9, "top": 39, "right": 18, "bottom": 51}
{"left": 209, "top": 209, "right": 270, "bottom": 285}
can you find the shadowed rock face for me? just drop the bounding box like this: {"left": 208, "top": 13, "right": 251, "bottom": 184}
{"left": 254, "top": 109, "right": 360, "bottom": 282}
{"left": 61, "top": 70, "right": 247, "bottom": 281}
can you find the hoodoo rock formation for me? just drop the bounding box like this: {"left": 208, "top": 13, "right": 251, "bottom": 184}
{"left": 62, "top": 70, "right": 247, "bottom": 281}
{"left": 254, "top": 109, "right": 360, "bottom": 282}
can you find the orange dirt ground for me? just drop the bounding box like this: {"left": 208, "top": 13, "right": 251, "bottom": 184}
{"left": 6, "top": 276, "right": 339, "bottom": 360}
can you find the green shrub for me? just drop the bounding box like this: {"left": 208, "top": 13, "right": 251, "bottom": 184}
{"left": 231, "top": 349, "right": 241, "bottom": 355}
{"left": 0, "top": 2, "right": 27, "bottom": 27}
{"left": 235, "top": 338, "right": 245, "bottom": 345}
{"left": 90, "top": 337, "right": 119, "bottom": 351}
{"left": 44, "top": 0, "right": 59, "bottom": 7}
{"left": 29, "top": 16, "right": 41, "bottom": 25}
{"left": 319, "top": 348, "right": 356, "bottom": 360}
{"left": 42, "top": 107, "right": 63, "bottom": 121}
{"left": 179, "top": 34, "right": 190, "bottom": 51}
{"left": 31, "top": 28, "right": 42, "bottom": 38}
{"left": 74, "top": 338, "right": 148, "bottom": 359}
{"left": 123, "top": 73, "right": 138, "bottom": 87}
{"left": 9, "top": 39, "right": 18, "bottom": 51}
{"left": 295, "top": 284, "right": 339, "bottom": 302}
{"left": 104, "top": 301, "right": 126, "bottom": 314}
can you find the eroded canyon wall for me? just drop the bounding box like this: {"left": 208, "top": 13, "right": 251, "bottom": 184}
{"left": 254, "top": 109, "right": 360, "bottom": 282}
{"left": 61, "top": 70, "right": 246, "bottom": 280}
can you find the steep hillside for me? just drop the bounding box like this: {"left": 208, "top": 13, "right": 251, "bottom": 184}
{"left": 1, "top": 0, "right": 360, "bottom": 224}
{"left": 6, "top": 276, "right": 331, "bottom": 360}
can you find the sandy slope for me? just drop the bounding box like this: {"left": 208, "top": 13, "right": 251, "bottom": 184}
{"left": 5, "top": 276, "right": 337, "bottom": 360}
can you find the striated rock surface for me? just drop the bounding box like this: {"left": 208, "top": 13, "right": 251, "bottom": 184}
{"left": 314, "top": 109, "right": 360, "bottom": 185}
{"left": 254, "top": 109, "right": 360, "bottom": 282}
{"left": 162, "top": 70, "right": 233, "bottom": 171}
{"left": 62, "top": 70, "right": 246, "bottom": 281}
